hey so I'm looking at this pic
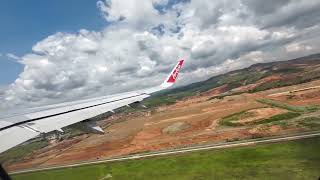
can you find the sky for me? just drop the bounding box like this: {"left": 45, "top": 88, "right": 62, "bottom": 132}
{"left": 0, "top": 0, "right": 320, "bottom": 111}
{"left": 0, "top": 0, "right": 105, "bottom": 84}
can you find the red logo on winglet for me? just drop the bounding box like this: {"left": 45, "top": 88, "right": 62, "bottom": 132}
{"left": 167, "top": 60, "right": 184, "bottom": 83}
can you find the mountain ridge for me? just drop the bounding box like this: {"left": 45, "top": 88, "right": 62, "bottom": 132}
{"left": 145, "top": 53, "right": 320, "bottom": 107}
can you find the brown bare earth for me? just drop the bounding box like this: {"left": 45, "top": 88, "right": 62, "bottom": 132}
{"left": 267, "top": 79, "right": 320, "bottom": 105}
{"left": 5, "top": 79, "right": 320, "bottom": 172}
{"left": 231, "top": 107, "right": 287, "bottom": 125}
{"left": 232, "top": 75, "right": 284, "bottom": 92}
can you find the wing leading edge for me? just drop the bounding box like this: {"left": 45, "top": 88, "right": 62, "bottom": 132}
{"left": 0, "top": 59, "right": 184, "bottom": 153}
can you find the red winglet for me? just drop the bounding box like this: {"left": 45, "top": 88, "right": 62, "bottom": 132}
{"left": 166, "top": 60, "right": 184, "bottom": 83}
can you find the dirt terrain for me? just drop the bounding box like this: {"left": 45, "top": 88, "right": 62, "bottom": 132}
{"left": 5, "top": 78, "right": 320, "bottom": 171}
{"left": 231, "top": 107, "right": 287, "bottom": 125}
{"left": 267, "top": 80, "right": 320, "bottom": 106}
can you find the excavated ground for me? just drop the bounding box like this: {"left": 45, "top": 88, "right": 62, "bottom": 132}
{"left": 6, "top": 79, "right": 320, "bottom": 171}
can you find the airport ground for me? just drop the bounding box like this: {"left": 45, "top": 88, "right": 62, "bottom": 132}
{"left": 2, "top": 57, "right": 320, "bottom": 179}
{"left": 12, "top": 136, "right": 320, "bottom": 180}
{"left": 2, "top": 79, "right": 320, "bottom": 172}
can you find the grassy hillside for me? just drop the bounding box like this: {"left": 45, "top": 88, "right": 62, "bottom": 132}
{"left": 144, "top": 53, "right": 320, "bottom": 107}
{"left": 0, "top": 141, "right": 48, "bottom": 164}
{"left": 13, "top": 137, "right": 320, "bottom": 180}
{"left": 4, "top": 54, "right": 320, "bottom": 167}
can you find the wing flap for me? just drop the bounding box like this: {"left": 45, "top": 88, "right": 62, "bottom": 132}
{"left": 0, "top": 94, "right": 149, "bottom": 153}
{"left": 0, "top": 126, "right": 40, "bottom": 153}
{"left": 0, "top": 59, "right": 184, "bottom": 153}
{"left": 27, "top": 94, "right": 149, "bottom": 133}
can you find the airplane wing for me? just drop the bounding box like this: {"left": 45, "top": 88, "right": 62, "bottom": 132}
{"left": 0, "top": 59, "right": 184, "bottom": 153}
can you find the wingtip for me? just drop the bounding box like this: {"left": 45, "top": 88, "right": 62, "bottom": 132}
{"left": 161, "top": 59, "right": 184, "bottom": 88}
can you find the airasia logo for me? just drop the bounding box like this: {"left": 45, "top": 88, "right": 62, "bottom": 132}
{"left": 167, "top": 60, "right": 184, "bottom": 83}
{"left": 172, "top": 64, "right": 181, "bottom": 80}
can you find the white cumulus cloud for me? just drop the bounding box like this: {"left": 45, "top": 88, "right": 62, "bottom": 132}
{"left": 1, "top": 0, "right": 320, "bottom": 111}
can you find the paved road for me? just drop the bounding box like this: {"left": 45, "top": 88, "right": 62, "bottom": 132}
{"left": 10, "top": 131, "right": 320, "bottom": 175}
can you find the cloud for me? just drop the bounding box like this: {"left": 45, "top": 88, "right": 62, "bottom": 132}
{"left": 286, "top": 42, "right": 313, "bottom": 53}
{"left": 1, "top": 0, "right": 320, "bottom": 111}
{"left": 6, "top": 53, "right": 21, "bottom": 61}
{"left": 241, "top": 1, "right": 320, "bottom": 29}
{"left": 241, "top": 0, "right": 290, "bottom": 15}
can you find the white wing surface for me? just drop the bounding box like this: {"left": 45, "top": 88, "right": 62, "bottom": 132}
{"left": 0, "top": 60, "right": 184, "bottom": 153}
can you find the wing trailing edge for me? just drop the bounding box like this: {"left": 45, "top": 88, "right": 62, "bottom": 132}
{"left": 0, "top": 59, "right": 185, "bottom": 153}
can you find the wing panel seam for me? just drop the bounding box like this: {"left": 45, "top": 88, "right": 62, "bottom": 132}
{"left": 0, "top": 93, "right": 148, "bottom": 131}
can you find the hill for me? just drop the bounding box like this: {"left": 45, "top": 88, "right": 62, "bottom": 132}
{"left": 144, "top": 53, "right": 320, "bottom": 107}
{"left": 4, "top": 53, "right": 320, "bottom": 172}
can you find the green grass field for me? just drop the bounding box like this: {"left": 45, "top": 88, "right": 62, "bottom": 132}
{"left": 219, "top": 110, "right": 256, "bottom": 126}
{"left": 12, "top": 137, "right": 320, "bottom": 180}
{"left": 256, "top": 99, "right": 320, "bottom": 113}
{"left": 219, "top": 108, "right": 300, "bottom": 127}
{"left": 0, "top": 141, "right": 48, "bottom": 164}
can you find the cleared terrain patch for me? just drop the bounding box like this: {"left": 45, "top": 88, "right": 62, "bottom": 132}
{"left": 162, "top": 122, "right": 191, "bottom": 134}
